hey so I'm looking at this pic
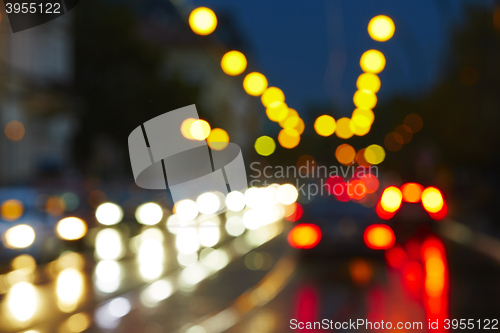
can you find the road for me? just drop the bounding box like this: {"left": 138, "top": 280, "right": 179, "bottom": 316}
{"left": 0, "top": 218, "right": 499, "bottom": 333}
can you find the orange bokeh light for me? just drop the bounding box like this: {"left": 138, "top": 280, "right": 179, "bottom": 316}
{"left": 288, "top": 224, "right": 322, "bottom": 249}
{"left": 364, "top": 224, "right": 395, "bottom": 250}
{"left": 401, "top": 182, "right": 423, "bottom": 203}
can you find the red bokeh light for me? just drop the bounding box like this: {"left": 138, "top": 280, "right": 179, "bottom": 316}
{"left": 285, "top": 203, "right": 304, "bottom": 222}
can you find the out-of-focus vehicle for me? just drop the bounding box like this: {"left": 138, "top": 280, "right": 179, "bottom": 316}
{"left": 0, "top": 188, "right": 59, "bottom": 263}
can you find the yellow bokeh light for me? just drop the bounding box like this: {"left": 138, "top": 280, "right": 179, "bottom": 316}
{"left": 65, "top": 312, "right": 91, "bottom": 333}
{"left": 180, "top": 118, "right": 197, "bottom": 140}
{"left": 7, "top": 282, "right": 38, "bottom": 322}
{"left": 349, "top": 119, "right": 371, "bottom": 136}
{"left": 221, "top": 50, "right": 247, "bottom": 76}
{"left": 1, "top": 199, "right": 24, "bottom": 221}
{"left": 261, "top": 87, "right": 285, "bottom": 107}
{"left": 266, "top": 101, "right": 289, "bottom": 122}
{"left": 56, "top": 217, "right": 87, "bottom": 241}
{"left": 380, "top": 186, "right": 403, "bottom": 212}
{"left": 255, "top": 136, "right": 276, "bottom": 156}
{"left": 294, "top": 117, "right": 305, "bottom": 135}
{"left": 278, "top": 128, "right": 300, "bottom": 149}
{"left": 351, "top": 109, "right": 375, "bottom": 127}
{"left": 190, "top": 119, "right": 211, "bottom": 140}
{"left": 283, "top": 115, "right": 300, "bottom": 128}
{"left": 5, "top": 120, "right": 25, "bottom": 141}
{"left": 421, "top": 187, "right": 444, "bottom": 213}
{"left": 11, "top": 254, "right": 36, "bottom": 271}
{"left": 353, "top": 89, "right": 378, "bottom": 109}
{"left": 57, "top": 268, "right": 84, "bottom": 312}
{"left": 335, "top": 117, "right": 354, "bottom": 139}
{"left": 189, "top": 7, "right": 217, "bottom": 36}
{"left": 314, "top": 115, "right": 336, "bottom": 137}
{"left": 360, "top": 49, "right": 386, "bottom": 74}
{"left": 243, "top": 72, "right": 268, "bottom": 96}
{"left": 356, "top": 73, "right": 381, "bottom": 93}
{"left": 207, "top": 128, "right": 229, "bottom": 150}
{"left": 279, "top": 108, "right": 298, "bottom": 127}
{"left": 364, "top": 144, "right": 385, "bottom": 164}
{"left": 368, "top": 15, "right": 395, "bottom": 42}
{"left": 335, "top": 144, "right": 356, "bottom": 165}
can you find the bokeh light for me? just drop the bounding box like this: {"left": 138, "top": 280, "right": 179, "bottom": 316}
{"left": 254, "top": 136, "right": 276, "bottom": 156}
{"left": 46, "top": 196, "right": 66, "bottom": 216}
{"left": 314, "top": 115, "right": 336, "bottom": 137}
{"left": 350, "top": 119, "right": 371, "bottom": 136}
{"left": 349, "top": 259, "right": 373, "bottom": 285}
{"left": 135, "top": 203, "right": 163, "bottom": 225}
{"left": 277, "top": 184, "right": 299, "bottom": 205}
{"left": 243, "top": 72, "right": 268, "bottom": 96}
{"left": 335, "top": 144, "right": 356, "bottom": 165}
{"left": 1, "top": 199, "right": 24, "bottom": 221}
{"left": 175, "top": 199, "right": 199, "bottom": 221}
{"left": 261, "top": 87, "right": 285, "bottom": 107}
{"left": 7, "top": 282, "right": 38, "bottom": 322}
{"left": 56, "top": 217, "right": 87, "bottom": 241}
{"left": 284, "top": 202, "right": 303, "bottom": 222}
{"left": 364, "top": 224, "right": 395, "bottom": 250}
{"left": 356, "top": 73, "right": 381, "bottom": 93}
{"left": 190, "top": 119, "right": 211, "bottom": 140}
{"left": 384, "top": 132, "right": 403, "bottom": 152}
{"left": 95, "top": 203, "right": 123, "bottom": 226}
{"left": 283, "top": 115, "right": 300, "bottom": 129}
{"left": 401, "top": 183, "right": 424, "bottom": 203}
{"left": 95, "top": 228, "right": 124, "bottom": 260}
{"left": 335, "top": 117, "right": 354, "bottom": 139}
{"left": 360, "top": 49, "right": 386, "bottom": 74}
{"left": 421, "top": 187, "right": 444, "bottom": 213}
{"left": 180, "top": 118, "right": 197, "bottom": 140}
{"left": 353, "top": 89, "right": 377, "bottom": 109}
{"left": 196, "top": 192, "right": 220, "bottom": 215}
{"left": 352, "top": 108, "right": 374, "bottom": 124}
{"left": 364, "top": 144, "right": 385, "bottom": 164}
{"left": 188, "top": 7, "right": 217, "bottom": 35}
{"left": 288, "top": 224, "right": 321, "bottom": 249}
{"left": 4, "top": 224, "right": 36, "bottom": 249}
{"left": 380, "top": 186, "right": 403, "bottom": 212}
{"left": 5, "top": 120, "right": 25, "bottom": 141}
{"left": 368, "top": 15, "right": 395, "bottom": 42}
{"left": 278, "top": 128, "right": 300, "bottom": 149}
{"left": 207, "top": 128, "right": 229, "bottom": 150}
{"left": 279, "top": 108, "right": 298, "bottom": 127}
{"left": 64, "top": 313, "right": 91, "bottom": 333}
{"left": 220, "top": 50, "right": 247, "bottom": 76}
{"left": 266, "top": 101, "right": 289, "bottom": 122}
{"left": 404, "top": 114, "right": 423, "bottom": 133}
{"left": 395, "top": 124, "right": 413, "bottom": 144}
{"left": 225, "top": 191, "right": 245, "bottom": 212}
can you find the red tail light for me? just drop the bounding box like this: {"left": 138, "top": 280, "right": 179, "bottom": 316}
{"left": 364, "top": 224, "right": 395, "bottom": 250}
{"left": 288, "top": 224, "right": 322, "bottom": 249}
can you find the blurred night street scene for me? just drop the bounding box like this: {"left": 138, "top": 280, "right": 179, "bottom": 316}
{"left": 0, "top": 0, "right": 500, "bottom": 332}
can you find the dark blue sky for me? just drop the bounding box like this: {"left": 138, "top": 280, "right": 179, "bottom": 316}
{"left": 193, "top": 0, "right": 494, "bottom": 116}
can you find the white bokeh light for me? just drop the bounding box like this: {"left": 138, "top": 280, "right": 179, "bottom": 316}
{"left": 95, "top": 203, "right": 123, "bottom": 226}
{"left": 277, "top": 184, "right": 299, "bottom": 205}
{"left": 175, "top": 200, "right": 199, "bottom": 221}
{"left": 225, "top": 191, "right": 245, "bottom": 212}
{"left": 196, "top": 192, "right": 220, "bottom": 215}
{"left": 135, "top": 203, "right": 163, "bottom": 225}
